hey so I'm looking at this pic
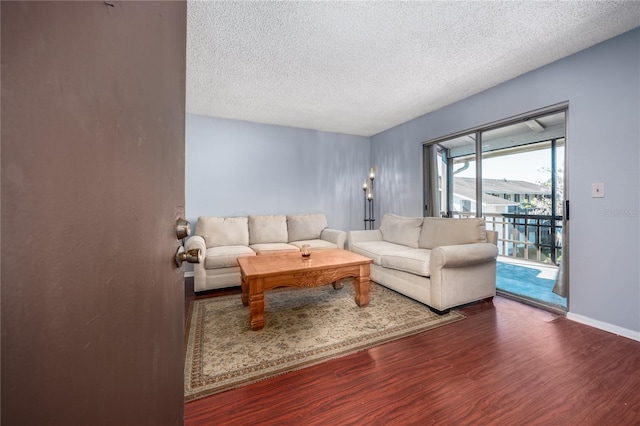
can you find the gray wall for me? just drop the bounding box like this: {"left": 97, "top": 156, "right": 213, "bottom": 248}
{"left": 371, "top": 28, "right": 640, "bottom": 333}
{"left": 186, "top": 114, "right": 370, "bottom": 232}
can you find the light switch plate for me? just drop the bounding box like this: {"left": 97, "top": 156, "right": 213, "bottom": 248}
{"left": 592, "top": 183, "right": 605, "bottom": 198}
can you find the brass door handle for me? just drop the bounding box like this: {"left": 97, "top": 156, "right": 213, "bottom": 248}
{"left": 175, "top": 246, "right": 201, "bottom": 267}
{"left": 176, "top": 218, "right": 191, "bottom": 240}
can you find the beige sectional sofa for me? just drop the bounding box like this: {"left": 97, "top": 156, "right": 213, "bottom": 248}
{"left": 186, "top": 213, "right": 346, "bottom": 292}
{"left": 348, "top": 214, "right": 498, "bottom": 313}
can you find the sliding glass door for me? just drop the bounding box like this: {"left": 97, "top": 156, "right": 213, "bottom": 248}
{"left": 424, "top": 109, "right": 567, "bottom": 311}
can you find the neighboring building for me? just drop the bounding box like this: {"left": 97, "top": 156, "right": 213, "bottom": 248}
{"left": 452, "top": 177, "right": 550, "bottom": 215}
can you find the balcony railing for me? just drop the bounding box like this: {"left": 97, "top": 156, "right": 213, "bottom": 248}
{"left": 451, "top": 211, "right": 563, "bottom": 265}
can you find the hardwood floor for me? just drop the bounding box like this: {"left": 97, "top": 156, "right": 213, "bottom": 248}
{"left": 184, "top": 278, "right": 640, "bottom": 425}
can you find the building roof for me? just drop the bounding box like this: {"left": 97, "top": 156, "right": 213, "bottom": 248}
{"left": 454, "top": 177, "right": 549, "bottom": 207}
{"left": 456, "top": 177, "right": 550, "bottom": 196}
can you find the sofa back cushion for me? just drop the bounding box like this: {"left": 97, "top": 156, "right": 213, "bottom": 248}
{"left": 419, "top": 217, "right": 487, "bottom": 249}
{"left": 195, "top": 216, "right": 249, "bottom": 248}
{"left": 249, "top": 215, "right": 288, "bottom": 244}
{"left": 379, "top": 214, "right": 423, "bottom": 248}
{"left": 287, "top": 214, "right": 328, "bottom": 242}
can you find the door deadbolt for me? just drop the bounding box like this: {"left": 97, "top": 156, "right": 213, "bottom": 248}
{"left": 176, "top": 218, "right": 191, "bottom": 239}
{"left": 175, "top": 246, "right": 201, "bottom": 267}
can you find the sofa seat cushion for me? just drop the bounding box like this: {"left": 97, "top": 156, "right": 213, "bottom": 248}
{"left": 204, "top": 245, "right": 256, "bottom": 269}
{"left": 287, "top": 214, "right": 328, "bottom": 242}
{"left": 381, "top": 249, "right": 432, "bottom": 277}
{"left": 289, "top": 239, "right": 337, "bottom": 250}
{"left": 196, "top": 216, "right": 249, "bottom": 249}
{"left": 419, "top": 217, "right": 487, "bottom": 249}
{"left": 249, "top": 215, "right": 288, "bottom": 244}
{"left": 350, "top": 241, "right": 413, "bottom": 265}
{"left": 379, "top": 213, "right": 423, "bottom": 248}
{"left": 249, "top": 243, "right": 300, "bottom": 255}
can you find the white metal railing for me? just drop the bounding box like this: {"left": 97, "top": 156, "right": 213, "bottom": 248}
{"left": 451, "top": 211, "right": 562, "bottom": 265}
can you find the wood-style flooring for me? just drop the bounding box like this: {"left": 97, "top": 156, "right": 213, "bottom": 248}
{"left": 184, "top": 278, "right": 640, "bottom": 425}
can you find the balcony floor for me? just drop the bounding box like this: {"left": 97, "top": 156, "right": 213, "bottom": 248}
{"left": 496, "top": 256, "right": 567, "bottom": 310}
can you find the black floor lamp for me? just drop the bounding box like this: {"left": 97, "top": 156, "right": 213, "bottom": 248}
{"left": 363, "top": 168, "right": 375, "bottom": 229}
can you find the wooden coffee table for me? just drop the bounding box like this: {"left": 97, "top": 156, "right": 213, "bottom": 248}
{"left": 237, "top": 249, "right": 373, "bottom": 330}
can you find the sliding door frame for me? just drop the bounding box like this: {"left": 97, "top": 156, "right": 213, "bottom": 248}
{"left": 422, "top": 102, "right": 570, "bottom": 311}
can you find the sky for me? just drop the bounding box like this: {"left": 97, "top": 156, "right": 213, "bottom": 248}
{"left": 456, "top": 148, "right": 565, "bottom": 185}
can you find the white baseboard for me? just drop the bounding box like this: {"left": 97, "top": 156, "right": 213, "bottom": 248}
{"left": 566, "top": 312, "right": 640, "bottom": 342}
{"left": 184, "top": 271, "right": 194, "bottom": 278}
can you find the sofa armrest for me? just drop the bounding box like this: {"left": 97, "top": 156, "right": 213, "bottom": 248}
{"left": 429, "top": 242, "right": 498, "bottom": 311}
{"left": 320, "top": 228, "right": 347, "bottom": 249}
{"left": 186, "top": 235, "right": 206, "bottom": 252}
{"left": 347, "top": 230, "right": 383, "bottom": 250}
{"left": 430, "top": 243, "right": 498, "bottom": 270}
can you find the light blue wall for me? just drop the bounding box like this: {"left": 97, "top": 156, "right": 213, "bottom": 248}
{"left": 186, "top": 115, "right": 370, "bottom": 233}
{"left": 370, "top": 29, "right": 640, "bottom": 333}
{"left": 186, "top": 29, "right": 639, "bottom": 334}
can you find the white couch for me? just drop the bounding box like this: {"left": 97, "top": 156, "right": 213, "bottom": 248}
{"left": 186, "top": 213, "right": 346, "bottom": 292}
{"left": 347, "top": 214, "right": 498, "bottom": 313}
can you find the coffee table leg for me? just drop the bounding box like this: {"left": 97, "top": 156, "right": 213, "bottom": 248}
{"left": 354, "top": 275, "right": 370, "bottom": 307}
{"left": 249, "top": 278, "right": 265, "bottom": 330}
{"left": 241, "top": 274, "right": 249, "bottom": 306}
{"left": 332, "top": 280, "right": 344, "bottom": 290}
{"left": 250, "top": 294, "right": 265, "bottom": 331}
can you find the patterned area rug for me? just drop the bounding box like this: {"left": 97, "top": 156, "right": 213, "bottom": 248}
{"left": 184, "top": 283, "right": 464, "bottom": 401}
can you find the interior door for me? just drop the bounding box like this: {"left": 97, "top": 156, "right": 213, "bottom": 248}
{"left": 2, "top": 2, "right": 186, "bottom": 425}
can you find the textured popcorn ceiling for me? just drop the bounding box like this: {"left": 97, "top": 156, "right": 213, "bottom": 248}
{"left": 187, "top": 1, "right": 640, "bottom": 137}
